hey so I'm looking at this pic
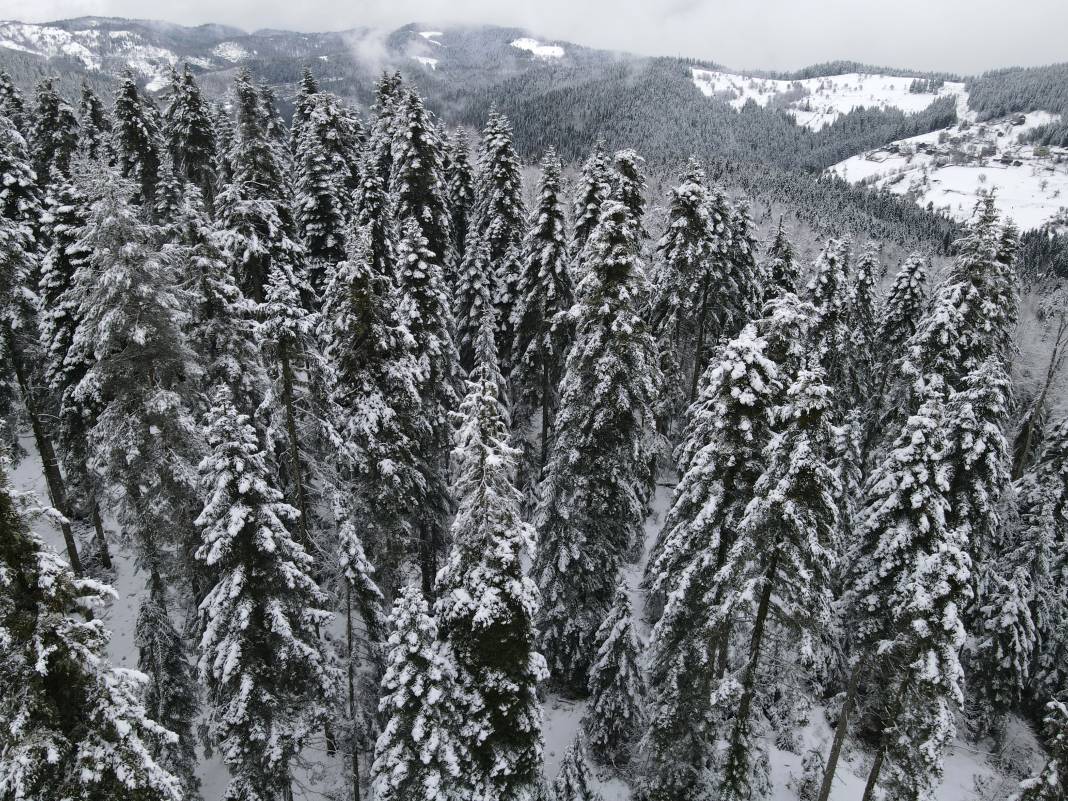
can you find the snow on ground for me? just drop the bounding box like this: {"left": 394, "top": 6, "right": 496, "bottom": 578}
{"left": 9, "top": 438, "right": 1042, "bottom": 800}
{"left": 212, "top": 40, "right": 250, "bottom": 62}
{"left": 830, "top": 110, "right": 1068, "bottom": 230}
{"left": 418, "top": 30, "right": 444, "bottom": 46}
{"left": 691, "top": 68, "right": 966, "bottom": 131}
{"left": 411, "top": 55, "right": 438, "bottom": 70}
{"left": 0, "top": 21, "right": 102, "bottom": 69}
{"left": 511, "top": 37, "right": 565, "bottom": 59}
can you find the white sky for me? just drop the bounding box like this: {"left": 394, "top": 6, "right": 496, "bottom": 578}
{"left": 3, "top": 0, "right": 1066, "bottom": 74}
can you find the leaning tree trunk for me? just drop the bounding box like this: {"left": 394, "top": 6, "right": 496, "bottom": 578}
{"left": 859, "top": 747, "right": 885, "bottom": 801}
{"left": 346, "top": 587, "right": 363, "bottom": 801}
{"left": 815, "top": 654, "right": 868, "bottom": 801}
{"left": 5, "top": 327, "right": 82, "bottom": 574}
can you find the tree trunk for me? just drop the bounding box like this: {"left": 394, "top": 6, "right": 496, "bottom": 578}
{"left": 859, "top": 747, "right": 885, "bottom": 801}
{"left": 278, "top": 342, "right": 311, "bottom": 548}
{"left": 720, "top": 551, "right": 779, "bottom": 796}
{"left": 689, "top": 274, "right": 712, "bottom": 403}
{"left": 346, "top": 587, "right": 362, "bottom": 801}
{"left": 816, "top": 655, "right": 867, "bottom": 801}
{"left": 5, "top": 327, "right": 82, "bottom": 574}
{"left": 90, "top": 494, "right": 112, "bottom": 569}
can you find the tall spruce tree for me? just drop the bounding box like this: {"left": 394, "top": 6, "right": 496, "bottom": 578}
{"left": 0, "top": 463, "right": 182, "bottom": 801}
{"left": 0, "top": 71, "right": 26, "bottom": 135}
{"left": 611, "top": 148, "right": 647, "bottom": 238}
{"left": 446, "top": 126, "right": 476, "bottom": 270}
{"left": 113, "top": 71, "right": 164, "bottom": 207}
{"left": 29, "top": 77, "right": 78, "bottom": 191}
{"left": 572, "top": 140, "right": 613, "bottom": 257}
{"left": 78, "top": 81, "right": 112, "bottom": 162}
{"left": 163, "top": 66, "right": 217, "bottom": 212}
{"left": 762, "top": 217, "right": 798, "bottom": 300}
{"left": 436, "top": 310, "right": 546, "bottom": 801}
{"left": 510, "top": 148, "right": 573, "bottom": 467}
{"left": 552, "top": 739, "right": 602, "bottom": 801}
{"left": 534, "top": 200, "right": 659, "bottom": 694}
{"left": 195, "top": 388, "right": 336, "bottom": 801}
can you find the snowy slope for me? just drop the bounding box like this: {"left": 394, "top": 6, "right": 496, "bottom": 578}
{"left": 511, "top": 37, "right": 565, "bottom": 59}
{"left": 691, "top": 68, "right": 966, "bottom": 131}
{"left": 829, "top": 110, "right": 1068, "bottom": 231}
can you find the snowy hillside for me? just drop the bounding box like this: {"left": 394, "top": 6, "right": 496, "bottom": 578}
{"left": 830, "top": 110, "right": 1068, "bottom": 231}
{"left": 691, "top": 67, "right": 966, "bottom": 130}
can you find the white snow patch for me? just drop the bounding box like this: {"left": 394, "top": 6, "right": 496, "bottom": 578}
{"left": 511, "top": 37, "right": 565, "bottom": 59}
{"left": 0, "top": 21, "right": 102, "bottom": 70}
{"left": 212, "top": 41, "right": 250, "bottom": 62}
{"left": 412, "top": 55, "right": 438, "bottom": 70}
{"left": 830, "top": 110, "right": 1068, "bottom": 231}
{"left": 418, "top": 30, "right": 444, "bottom": 46}
{"left": 691, "top": 68, "right": 967, "bottom": 131}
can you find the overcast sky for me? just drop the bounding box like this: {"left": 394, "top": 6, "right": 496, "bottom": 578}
{"left": 5, "top": 0, "right": 1066, "bottom": 74}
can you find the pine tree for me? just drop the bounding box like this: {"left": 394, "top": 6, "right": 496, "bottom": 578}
{"left": 843, "top": 244, "right": 880, "bottom": 407}
{"left": 367, "top": 71, "right": 404, "bottom": 187}
{"left": 0, "top": 71, "right": 26, "bottom": 135}
{"left": 436, "top": 310, "right": 546, "bottom": 801}
{"left": 195, "top": 388, "right": 335, "bottom": 801}
{"left": 320, "top": 222, "right": 426, "bottom": 597}
{"left": 70, "top": 174, "right": 204, "bottom": 591}
{"left": 552, "top": 738, "right": 601, "bottom": 801}
{"left": 534, "top": 200, "right": 659, "bottom": 694}
{"left": 371, "top": 586, "right": 468, "bottom": 801}
{"left": 1009, "top": 700, "right": 1068, "bottom": 801}
{"left": 510, "top": 149, "right": 573, "bottom": 467}
{"left": 395, "top": 216, "right": 458, "bottom": 594}
{"left": 716, "top": 368, "right": 839, "bottom": 801}
{"left": 725, "top": 202, "right": 760, "bottom": 331}
{"left": 0, "top": 463, "right": 182, "bottom": 801}
{"left": 572, "top": 140, "right": 613, "bottom": 256}
{"left": 611, "top": 148, "right": 647, "bottom": 238}
{"left": 113, "top": 71, "right": 164, "bottom": 207}
{"left": 289, "top": 66, "right": 321, "bottom": 154}
{"left": 135, "top": 584, "right": 201, "bottom": 800}
{"left": 874, "top": 253, "right": 929, "bottom": 378}
{"left": 806, "top": 238, "right": 852, "bottom": 389}
{"left": 445, "top": 126, "right": 476, "bottom": 269}
{"left": 455, "top": 234, "right": 498, "bottom": 372}
{"left": 762, "top": 217, "right": 798, "bottom": 300}
{"left": 29, "top": 77, "right": 78, "bottom": 191}
{"left": 78, "top": 81, "right": 112, "bottom": 162}
{"left": 583, "top": 584, "right": 645, "bottom": 767}
{"left": 164, "top": 66, "right": 217, "bottom": 211}
{"left": 848, "top": 398, "right": 970, "bottom": 801}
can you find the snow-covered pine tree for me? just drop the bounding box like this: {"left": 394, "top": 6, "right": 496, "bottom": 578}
{"left": 135, "top": 582, "right": 201, "bottom": 800}
{"left": 446, "top": 126, "right": 476, "bottom": 269}
{"left": 642, "top": 295, "right": 811, "bottom": 801}
{"left": 163, "top": 66, "right": 217, "bottom": 212}
{"left": 29, "top": 77, "right": 78, "bottom": 191}
{"left": 78, "top": 81, "right": 112, "bottom": 162}
{"left": 215, "top": 69, "right": 306, "bottom": 304}
{"left": 69, "top": 174, "right": 204, "bottom": 592}
{"left": 289, "top": 66, "right": 320, "bottom": 155}
{"left": 113, "top": 70, "right": 164, "bottom": 207}
{"left": 806, "top": 237, "right": 852, "bottom": 390}
{"left": 212, "top": 101, "right": 235, "bottom": 186}
{"left": 455, "top": 235, "right": 498, "bottom": 373}
{"left": 534, "top": 200, "right": 659, "bottom": 694}
{"left": 0, "top": 463, "right": 182, "bottom": 801}
{"left": 843, "top": 244, "right": 880, "bottom": 408}
{"left": 611, "top": 148, "right": 647, "bottom": 238}
{"left": 366, "top": 71, "right": 403, "bottom": 187}
{"left": 761, "top": 217, "right": 798, "bottom": 301}
{"left": 320, "top": 222, "right": 425, "bottom": 597}
{"left": 1009, "top": 699, "right": 1067, "bottom": 801}
{"left": 648, "top": 172, "right": 733, "bottom": 412}
{"left": 873, "top": 253, "right": 929, "bottom": 380}
{"left": 572, "top": 140, "right": 613, "bottom": 257}
{"left": 395, "top": 215, "right": 458, "bottom": 594}
{"left": 468, "top": 111, "right": 526, "bottom": 368}
{"left": 510, "top": 148, "right": 573, "bottom": 467}
{"left": 725, "top": 201, "right": 761, "bottom": 331}
{"left": 716, "top": 367, "right": 840, "bottom": 801}
{"left": 195, "top": 387, "right": 336, "bottom": 801}
{"left": 436, "top": 308, "right": 546, "bottom": 801}
{"left": 584, "top": 583, "right": 646, "bottom": 767}
{"left": 294, "top": 90, "right": 362, "bottom": 288}
{"left": 552, "top": 738, "right": 602, "bottom": 801}
{"left": 0, "top": 71, "right": 26, "bottom": 135}
{"left": 371, "top": 585, "right": 468, "bottom": 801}
{"left": 847, "top": 398, "right": 971, "bottom": 801}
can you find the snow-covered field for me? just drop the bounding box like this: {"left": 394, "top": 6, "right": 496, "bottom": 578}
{"left": 691, "top": 68, "right": 966, "bottom": 130}
{"left": 511, "top": 37, "right": 565, "bottom": 59}
{"left": 830, "top": 110, "right": 1068, "bottom": 230}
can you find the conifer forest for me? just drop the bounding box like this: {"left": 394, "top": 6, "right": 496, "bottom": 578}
{"left": 0, "top": 13, "right": 1066, "bottom": 801}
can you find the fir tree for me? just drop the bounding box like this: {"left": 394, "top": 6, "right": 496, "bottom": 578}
{"left": 113, "top": 71, "right": 164, "bottom": 207}
{"left": 806, "top": 238, "right": 852, "bottom": 390}
{"left": 762, "top": 217, "right": 798, "bottom": 300}
{"left": 510, "top": 148, "right": 573, "bottom": 467}
{"left": 874, "top": 253, "right": 929, "bottom": 378}
{"left": 0, "top": 71, "right": 26, "bottom": 135}
{"left": 843, "top": 244, "right": 880, "bottom": 407}
{"left": 371, "top": 586, "right": 468, "bottom": 801}
{"left": 725, "top": 202, "right": 760, "bottom": 332}
{"left": 78, "top": 81, "right": 112, "bottom": 162}
{"left": 534, "top": 201, "right": 659, "bottom": 694}
{"left": 163, "top": 66, "right": 217, "bottom": 212}
{"left": 0, "top": 464, "right": 182, "bottom": 801}
{"left": 289, "top": 66, "right": 321, "bottom": 154}
{"left": 455, "top": 234, "right": 498, "bottom": 373}
{"left": 583, "top": 584, "right": 646, "bottom": 767}
{"left": 29, "top": 77, "right": 78, "bottom": 190}
{"left": 552, "top": 738, "right": 601, "bottom": 801}
{"left": 195, "top": 388, "right": 336, "bottom": 801}
{"left": 367, "top": 71, "right": 404, "bottom": 187}
{"left": 436, "top": 309, "right": 546, "bottom": 801}
{"left": 611, "top": 148, "right": 647, "bottom": 238}
{"left": 572, "top": 140, "right": 613, "bottom": 257}
{"left": 446, "top": 126, "right": 476, "bottom": 269}
{"left": 1009, "top": 700, "right": 1068, "bottom": 801}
